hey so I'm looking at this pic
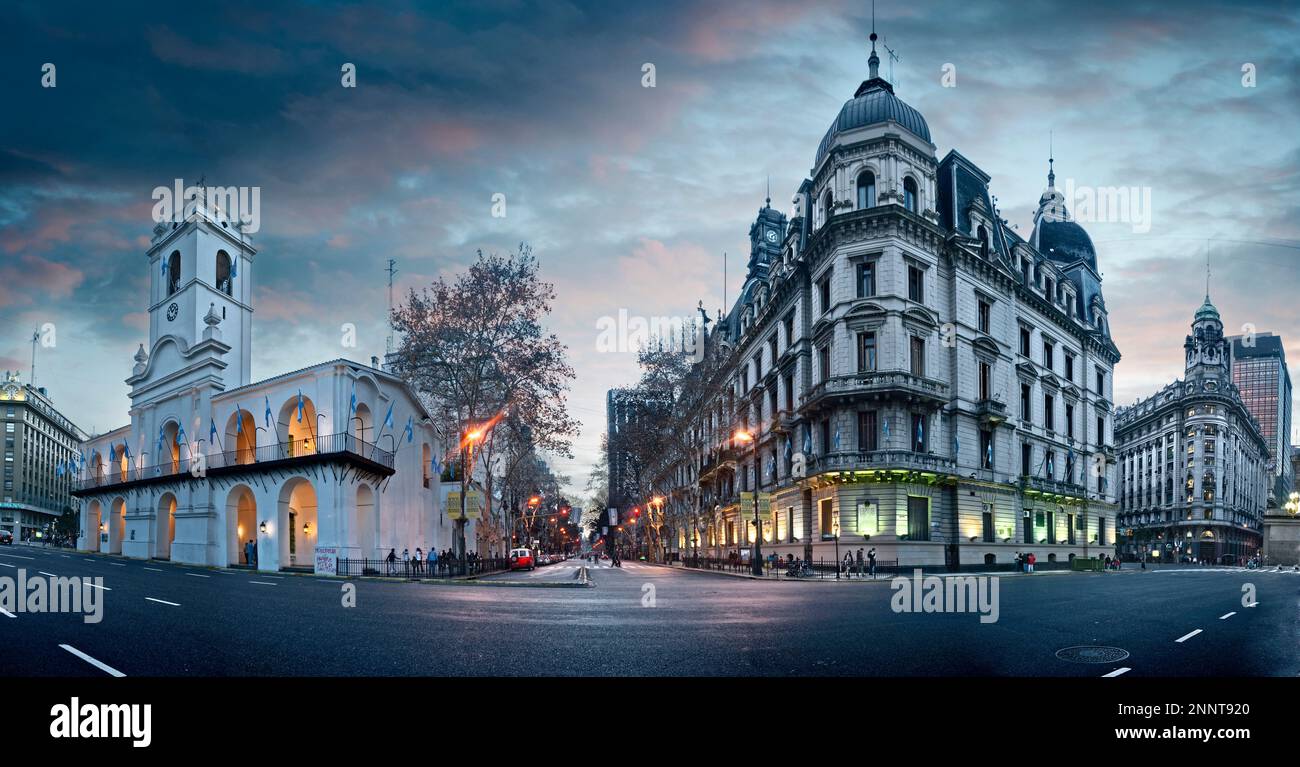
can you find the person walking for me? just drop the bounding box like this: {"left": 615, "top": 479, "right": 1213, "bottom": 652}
{"left": 867, "top": 547, "right": 877, "bottom": 578}
{"left": 386, "top": 548, "right": 397, "bottom": 575}
{"left": 855, "top": 548, "right": 865, "bottom": 578}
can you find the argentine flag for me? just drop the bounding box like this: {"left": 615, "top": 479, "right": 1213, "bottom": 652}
{"left": 349, "top": 382, "right": 357, "bottom": 416}
{"left": 297, "top": 390, "right": 304, "bottom": 423}
{"left": 402, "top": 415, "right": 414, "bottom": 443}
{"left": 382, "top": 402, "right": 394, "bottom": 432}
{"left": 264, "top": 396, "right": 273, "bottom": 429}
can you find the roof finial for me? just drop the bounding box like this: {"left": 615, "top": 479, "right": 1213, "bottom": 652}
{"left": 765, "top": 175, "right": 771, "bottom": 207}
{"left": 1205, "top": 251, "right": 1211, "bottom": 300}
{"left": 868, "top": 0, "right": 880, "bottom": 79}
{"left": 1048, "top": 130, "right": 1055, "bottom": 188}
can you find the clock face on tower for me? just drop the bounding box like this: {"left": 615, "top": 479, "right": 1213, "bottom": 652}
{"left": 765, "top": 228, "right": 778, "bottom": 244}
{"left": 166, "top": 302, "right": 179, "bottom": 321}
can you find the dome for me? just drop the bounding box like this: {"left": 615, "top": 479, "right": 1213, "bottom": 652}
{"left": 1194, "top": 295, "right": 1220, "bottom": 322}
{"left": 1031, "top": 218, "right": 1098, "bottom": 271}
{"left": 814, "top": 79, "right": 931, "bottom": 169}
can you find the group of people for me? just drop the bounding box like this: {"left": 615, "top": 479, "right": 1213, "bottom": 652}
{"left": 382, "top": 547, "right": 483, "bottom": 576}
{"left": 1014, "top": 552, "right": 1037, "bottom": 573}
{"left": 836, "top": 547, "right": 878, "bottom": 578}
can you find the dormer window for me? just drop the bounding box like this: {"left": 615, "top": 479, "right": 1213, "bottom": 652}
{"left": 821, "top": 189, "right": 833, "bottom": 228}
{"left": 977, "top": 224, "right": 989, "bottom": 258}
{"left": 856, "top": 171, "right": 876, "bottom": 210}
{"left": 903, "top": 177, "right": 918, "bottom": 213}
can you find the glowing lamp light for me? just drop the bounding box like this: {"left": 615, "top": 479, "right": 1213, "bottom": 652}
{"left": 259, "top": 521, "right": 268, "bottom": 535}
{"left": 303, "top": 523, "right": 312, "bottom": 536}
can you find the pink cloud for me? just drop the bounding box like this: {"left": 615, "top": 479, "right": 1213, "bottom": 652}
{"left": 0, "top": 254, "right": 84, "bottom": 306}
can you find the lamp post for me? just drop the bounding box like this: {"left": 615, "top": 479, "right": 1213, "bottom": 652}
{"left": 833, "top": 518, "right": 841, "bottom": 580}
{"left": 734, "top": 429, "right": 763, "bottom": 576}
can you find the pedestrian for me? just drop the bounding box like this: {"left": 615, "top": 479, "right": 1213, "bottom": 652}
{"left": 1104, "top": 554, "right": 1111, "bottom": 570}
{"left": 414, "top": 547, "right": 424, "bottom": 575}
{"left": 386, "top": 548, "right": 397, "bottom": 575}
{"left": 868, "top": 547, "right": 876, "bottom": 578}
{"left": 1026, "top": 552, "right": 1036, "bottom": 573}
{"left": 856, "top": 547, "right": 865, "bottom": 578}
{"left": 842, "top": 551, "right": 853, "bottom": 576}
{"left": 245, "top": 539, "right": 255, "bottom": 567}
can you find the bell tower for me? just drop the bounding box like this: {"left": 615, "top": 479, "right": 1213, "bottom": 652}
{"left": 133, "top": 190, "right": 256, "bottom": 402}
{"left": 1184, "top": 294, "right": 1228, "bottom": 383}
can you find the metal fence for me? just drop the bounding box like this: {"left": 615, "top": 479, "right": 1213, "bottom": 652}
{"left": 680, "top": 555, "right": 902, "bottom": 579}
{"left": 337, "top": 556, "right": 510, "bottom": 578}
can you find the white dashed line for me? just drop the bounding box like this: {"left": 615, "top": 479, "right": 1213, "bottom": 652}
{"left": 84, "top": 582, "right": 111, "bottom": 591}
{"left": 0, "top": 553, "right": 34, "bottom": 560}
{"left": 38, "top": 571, "right": 58, "bottom": 577}
{"left": 185, "top": 573, "right": 210, "bottom": 578}
{"left": 110, "top": 563, "right": 126, "bottom": 567}
{"left": 1246, "top": 602, "right": 1259, "bottom": 608}
{"left": 145, "top": 597, "right": 180, "bottom": 606}
{"left": 143, "top": 567, "right": 163, "bottom": 572}
{"left": 1175, "top": 629, "right": 1203, "bottom": 643}
{"left": 59, "top": 644, "right": 126, "bottom": 677}
{"left": 249, "top": 581, "right": 277, "bottom": 586}
{"left": 1102, "top": 667, "right": 1131, "bottom": 677}
{"left": 1, "top": 608, "right": 15, "bottom": 618}
{"left": 0, "top": 563, "right": 14, "bottom": 568}
{"left": 1219, "top": 612, "right": 1236, "bottom": 620}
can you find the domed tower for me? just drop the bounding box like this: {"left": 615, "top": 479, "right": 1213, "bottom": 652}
{"left": 1184, "top": 293, "right": 1229, "bottom": 383}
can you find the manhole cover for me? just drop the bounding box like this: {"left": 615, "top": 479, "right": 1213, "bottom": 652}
{"left": 1055, "top": 646, "right": 1130, "bottom": 664}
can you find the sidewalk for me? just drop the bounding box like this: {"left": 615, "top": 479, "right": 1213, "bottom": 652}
{"left": 639, "top": 560, "right": 1095, "bottom": 582}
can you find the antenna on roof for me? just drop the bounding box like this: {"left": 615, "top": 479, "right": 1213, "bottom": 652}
{"left": 386, "top": 258, "right": 398, "bottom": 357}
{"left": 882, "top": 36, "right": 900, "bottom": 87}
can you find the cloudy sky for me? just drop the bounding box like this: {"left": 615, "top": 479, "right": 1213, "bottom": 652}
{"left": 2, "top": 0, "right": 1298, "bottom": 499}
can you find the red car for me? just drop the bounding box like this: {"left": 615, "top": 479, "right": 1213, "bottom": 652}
{"left": 509, "top": 548, "right": 535, "bottom": 571}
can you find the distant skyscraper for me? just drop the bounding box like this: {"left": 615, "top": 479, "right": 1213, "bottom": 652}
{"left": 1229, "top": 332, "right": 1292, "bottom": 502}
{"left": 1, "top": 371, "right": 85, "bottom": 541}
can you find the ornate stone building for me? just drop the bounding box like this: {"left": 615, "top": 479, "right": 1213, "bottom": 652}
{"left": 1114, "top": 296, "right": 1269, "bottom": 564}
{"left": 653, "top": 38, "right": 1120, "bottom": 570}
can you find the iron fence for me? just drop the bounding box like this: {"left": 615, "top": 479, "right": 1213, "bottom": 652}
{"left": 680, "top": 555, "right": 902, "bottom": 579}
{"left": 336, "top": 556, "right": 509, "bottom": 578}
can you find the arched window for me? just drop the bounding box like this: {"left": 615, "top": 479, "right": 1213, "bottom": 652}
{"left": 903, "top": 177, "right": 919, "bottom": 213}
{"left": 856, "top": 171, "right": 876, "bottom": 210}
{"left": 166, "top": 250, "right": 181, "bottom": 296}
{"left": 216, "top": 250, "right": 233, "bottom": 296}
{"left": 822, "top": 189, "right": 833, "bottom": 227}
{"left": 977, "top": 224, "right": 989, "bottom": 258}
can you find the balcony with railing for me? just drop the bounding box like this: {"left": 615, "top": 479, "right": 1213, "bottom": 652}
{"left": 1019, "top": 475, "right": 1088, "bottom": 500}
{"left": 72, "top": 432, "right": 395, "bottom": 495}
{"left": 808, "top": 449, "right": 957, "bottom": 476}
{"left": 803, "top": 371, "right": 949, "bottom": 411}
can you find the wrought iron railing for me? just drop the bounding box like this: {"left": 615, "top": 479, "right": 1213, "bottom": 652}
{"left": 337, "top": 556, "right": 508, "bottom": 578}
{"left": 75, "top": 432, "right": 394, "bottom": 492}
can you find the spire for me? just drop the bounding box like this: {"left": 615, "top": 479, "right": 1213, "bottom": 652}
{"left": 1047, "top": 130, "right": 1055, "bottom": 189}
{"left": 868, "top": 23, "right": 880, "bottom": 79}
{"left": 765, "top": 175, "right": 771, "bottom": 208}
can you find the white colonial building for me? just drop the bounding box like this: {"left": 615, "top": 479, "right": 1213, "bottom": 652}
{"left": 73, "top": 195, "right": 468, "bottom": 573}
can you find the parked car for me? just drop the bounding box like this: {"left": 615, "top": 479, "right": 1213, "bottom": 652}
{"left": 509, "top": 548, "right": 535, "bottom": 571}
{"left": 0, "top": 530, "right": 12, "bottom": 545}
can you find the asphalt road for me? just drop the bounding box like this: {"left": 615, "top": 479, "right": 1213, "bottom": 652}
{"left": 2, "top": 545, "right": 1296, "bottom": 677}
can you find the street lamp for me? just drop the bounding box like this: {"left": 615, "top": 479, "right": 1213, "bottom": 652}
{"left": 833, "top": 518, "right": 841, "bottom": 580}
{"left": 733, "top": 428, "right": 764, "bottom": 576}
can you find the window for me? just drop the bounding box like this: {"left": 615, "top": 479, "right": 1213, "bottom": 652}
{"left": 978, "top": 299, "right": 991, "bottom": 334}
{"left": 1044, "top": 277, "right": 1054, "bottom": 303}
{"left": 820, "top": 418, "right": 831, "bottom": 454}
{"left": 911, "top": 413, "right": 926, "bottom": 452}
{"left": 856, "top": 171, "right": 876, "bottom": 209}
{"left": 1095, "top": 368, "right": 1106, "bottom": 396}
{"left": 1021, "top": 443, "right": 1031, "bottom": 477}
{"left": 910, "top": 336, "right": 925, "bottom": 377}
{"left": 216, "top": 250, "right": 233, "bottom": 296}
{"left": 1045, "top": 449, "right": 1056, "bottom": 479}
{"left": 1019, "top": 327, "right": 1031, "bottom": 357}
{"left": 822, "top": 190, "right": 834, "bottom": 227}
{"left": 166, "top": 250, "right": 181, "bottom": 295}
{"left": 858, "top": 332, "right": 877, "bottom": 372}
{"left": 907, "top": 496, "right": 929, "bottom": 540}
{"left": 784, "top": 374, "right": 794, "bottom": 411}
{"left": 768, "top": 337, "right": 777, "bottom": 366}
{"left": 857, "top": 262, "right": 876, "bottom": 297}
{"left": 977, "top": 225, "right": 989, "bottom": 258}
{"left": 1020, "top": 384, "right": 1032, "bottom": 421}
{"left": 820, "top": 498, "right": 835, "bottom": 538}
{"left": 1096, "top": 417, "right": 1105, "bottom": 446}
{"left": 819, "top": 275, "right": 832, "bottom": 315}
{"left": 858, "top": 411, "right": 878, "bottom": 451}
{"left": 1043, "top": 340, "right": 1054, "bottom": 371}
{"left": 980, "top": 429, "right": 993, "bottom": 469}
{"left": 982, "top": 507, "right": 995, "bottom": 542}
{"left": 819, "top": 345, "right": 831, "bottom": 383}
{"left": 783, "top": 314, "right": 795, "bottom": 348}
{"left": 978, "top": 361, "right": 991, "bottom": 401}
{"left": 1044, "top": 394, "right": 1054, "bottom": 432}
{"left": 1064, "top": 352, "right": 1075, "bottom": 382}
{"left": 1065, "top": 403, "right": 1075, "bottom": 439}
{"left": 903, "top": 177, "right": 918, "bottom": 213}
{"left": 907, "top": 265, "right": 924, "bottom": 303}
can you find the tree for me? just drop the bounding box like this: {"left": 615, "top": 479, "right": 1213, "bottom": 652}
{"left": 390, "top": 245, "right": 577, "bottom": 565}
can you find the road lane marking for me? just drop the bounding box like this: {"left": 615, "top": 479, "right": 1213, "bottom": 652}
{"left": 59, "top": 644, "right": 126, "bottom": 677}
{"left": 110, "top": 563, "right": 126, "bottom": 567}
{"left": 1175, "top": 629, "right": 1203, "bottom": 643}
{"left": 185, "top": 573, "right": 210, "bottom": 578}
{"left": 1102, "top": 667, "right": 1131, "bottom": 677}
{"left": 0, "top": 562, "right": 14, "bottom": 568}
{"left": 249, "top": 581, "right": 277, "bottom": 586}
{"left": 1219, "top": 612, "right": 1236, "bottom": 620}
{"left": 1, "top": 608, "right": 15, "bottom": 618}
{"left": 143, "top": 567, "right": 163, "bottom": 572}
{"left": 84, "top": 582, "right": 111, "bottom": 591}
{"left": 146, "top": 598, "right": 180, "bottom": 606}
{"left": 38, "top": 571, "right": 58, "bottom": 577}
{"left": 0, "top": 553, "right": 35, "bottom": 560}
{"left": 1246, "top": 602, "right": 1259, "bottom": 607}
